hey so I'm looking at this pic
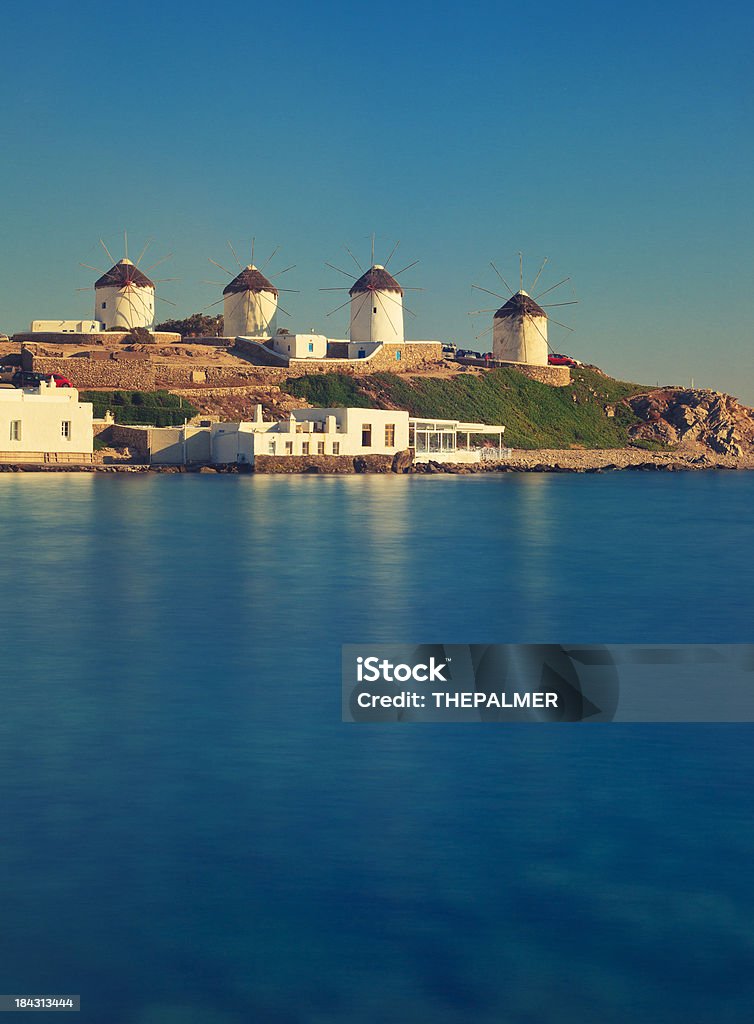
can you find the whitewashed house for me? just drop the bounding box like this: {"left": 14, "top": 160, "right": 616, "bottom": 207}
{"left": 0, "top": 381, "right": 94, "bottom": 462}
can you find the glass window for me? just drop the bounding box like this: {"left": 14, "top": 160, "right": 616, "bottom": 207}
{"left": 395, "top": 350, "right": 401, "bottom": 361}
{"left": 61, "top": 421, "right": 71, "bottom": 439}
{"left": 385, "top": 424, "right": 395, "bottom": 447}
{"left": 361, "top": 424, "right": 372, "bottom": 447}
{"left": 285, "top": 441, "right": 293, "bottom": 454}
{"left": 302, "top": 442, "right": 310, "bottom": 455}
{"left": 308, "top": 342, "right": 314, "bottom": 352}
{"left": 268, "top": 439, "right": 276, "bottom": 454}
{"left": 318, "top": 441, "right": 325, "bottom": 455}
{"left": 10, "top": 420, "right": 21, "bottom": 441}
{"left": 332, "top": 442, "right": 340, "bottom": 455}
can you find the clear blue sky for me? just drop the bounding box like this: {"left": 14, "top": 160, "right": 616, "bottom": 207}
{"left": 2, "top": 0, "right": 753, "bottom": 397}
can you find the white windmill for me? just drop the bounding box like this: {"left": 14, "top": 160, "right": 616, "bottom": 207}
{"left": 80, "top": 234, "right": 177, "bottom": 331}
{"left": 203, "top": 240, "right": 296, "bottom": 338}
{"left": 321, "top": 236, "right": 421, "bottom": 349}
{"left": 470, "top": 255, "right": 577, "bottom": 366}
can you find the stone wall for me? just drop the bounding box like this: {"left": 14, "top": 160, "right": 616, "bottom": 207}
{"left": 254, "top": 450, "right": 413, "bottom": 474}
{"left": 14, "top": 331, "right": 181, "bottom": 346}
{"left": 514, "top": 364, "right": 571, "bottom": 387}
{"left": 233, "top": 339, "right": 443, "bottom": 374}
{"left": 26, "top": 351, "right": 159, "bottom": 389}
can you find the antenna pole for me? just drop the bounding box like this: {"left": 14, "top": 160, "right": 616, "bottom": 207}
{"left": 124, "top": 230, "right": 128, "bottom": 260}
{"left": 371, "top": 233, "right": 375, "bottom": 266}
{"left": 519, "top": 252, "right": 523, "bottom": 291}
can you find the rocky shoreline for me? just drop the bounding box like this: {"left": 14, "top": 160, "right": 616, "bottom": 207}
{"left": 2, "top": 447, "right": 753, "bottom": 474}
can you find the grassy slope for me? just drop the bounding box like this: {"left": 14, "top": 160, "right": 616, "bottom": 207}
{"left": 81, "top": 390, "right": 199, "bottom": 427}
{"left": 284, "top": 368, "right": 654, "bottom": 450}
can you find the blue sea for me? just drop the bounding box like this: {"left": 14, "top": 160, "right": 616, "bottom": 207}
{"left": 0, "top": 472, "right": 753, "bottom": 1024}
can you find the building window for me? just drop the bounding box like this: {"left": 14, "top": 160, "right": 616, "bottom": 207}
{"left": 385, "top": 424, "right": 395, "bottom": 447}
{"left": 268, "top": 439, "right": 276, "bottom": 454}
{"left": 395, "top": 350, "right": 402, "bottom": 361}
{"left": 308, "top": 342, "right": 314, "bottom": 353}
{"left": 302, "top": 442, "right": 310, "bottom": 455}
{"left": 101, "top": 302, "right": 106, "bottom": 309}
{"left": 332, "top": 442, "right": 340, "bottom": 455}
{"left": 285, "top": 441, "right": 293, "bottom": 454}
{"left": 318, "top": 441, "right": 325, "bottom": 455}
{"left": 373, "top": 307, "right": 377, "bottom": 314}
{"left": 358, "top": 349, "right": 366, "bottom": 358}
{"left": 61, "top": 421, "right": 71, "bottom": 439}
{"left": 10, "top": 420, "right": 21, "bottom": 442}
{"left": 362, "top": 424, "right": 372, "bottom": 447}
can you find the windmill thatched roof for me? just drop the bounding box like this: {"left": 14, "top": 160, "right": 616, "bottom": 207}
{"left": 349, "top": 265, "right": 403, "bottom": 296}
{"left": 494, "top": 291, "right": 547, "bottom": 319}
{"left": 223, "top": 265, "right": 278, "bottom": 296}
{"left": 94, "top": 258, "right": 154, "bottom": 289}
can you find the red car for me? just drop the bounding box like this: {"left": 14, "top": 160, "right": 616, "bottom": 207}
{"left": 548, "top": 354, "right": 577, "bottom": 367}
{"left": 50, "top": 373, "right": 73, "bottom": 388}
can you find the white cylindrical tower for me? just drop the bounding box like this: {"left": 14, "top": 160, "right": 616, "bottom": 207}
{"left": 223, "top": 266, "right": 278, "bottom": 338}
{"left": 349, "top": 265, "right": 404, "bottom": 345}
{"left": 94, "top": 258, "right": 155, "bottom": 330}
{"left": 492, "top": 290, "right": 548, "bottom": 366}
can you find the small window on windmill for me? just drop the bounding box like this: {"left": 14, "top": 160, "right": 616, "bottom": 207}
{"left": 373, "top": 307, "right": 377, "bottom": 314}
{"left": 102, "top": 302, "right": 106, "bottom": 309}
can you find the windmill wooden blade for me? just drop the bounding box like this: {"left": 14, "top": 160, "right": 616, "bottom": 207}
{"left": 547, "top": 317, "right": 575, "bottom": 332}
{"left": 379, "top": 288, "right": 415, "bottom": 318}
{"left": 207, "top": 257, "right": 234, "bottom": 277}
{"left": 99, "top": 238, "right": 116, "bottom": 265}
{"left": 383, "top": 240, "right": 400, "bottom": 269}
{"left": 535, "top": 276, "right": 570, "bottom": 300}
{"left": 393, "top": 259, "right": 419, "bottom": 277}
{"left": 260, "top": 246, "right": 280, "bottom": 270}
{"left": 490, "top": 262, "right": 515, "bottom": 295}
{"left": 475, "top": 325, "right": 494, "bottom": 340}
{"left": 144, "top": 253, "right": 174, "bottom": 273}
{"left": 270, "top": 265, "right": 296, "bottom": 278}
{"left": 345, "top": 246, "right": 363, "bottom": 272}
{"left": 472, "top": 285, "right": 506, "bottom": 300}
{"left": 135, "top": 238, "right": 152, "bottom": 267}
{"left": 325, "top": 262, "right": 355, "bottom": 280}
{"left": 529, "top": 256, "right": 548, "bottom": 293}
{"left": 467, "top": 308, "right": 496, "bottom": 316}
{"left": 227, "top": 240, "right": 243, "bottom": 268}
{"left": 325, "top": 297, "right": 353, "bottom": 317}
{"left": 374, "top": 291, "right": 397, "bottom": 335}
{"left": 541, "top": 301, "right": 578, "bottom": 307}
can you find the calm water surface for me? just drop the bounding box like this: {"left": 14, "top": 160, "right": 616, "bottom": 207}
{"left": 0, "top": 473, "right": 752, "bottom": 1024}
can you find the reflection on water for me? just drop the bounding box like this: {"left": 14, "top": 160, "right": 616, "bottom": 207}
{"left": 1, "top": 473, "right": 754, "bottom": 1023}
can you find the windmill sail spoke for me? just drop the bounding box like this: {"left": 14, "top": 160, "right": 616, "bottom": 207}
{"left": 228, "top": 240, "right": 242, "bottom": 268}
{"left": 472, "top": 284, "right": 506, "bottom": 300}
{"left": 535, "top": 276, "right": 570, "bottom": 300}
{"left": 325, "top": 262, "right": 355, "bottom": 281}
{"left": 490, "top": 262, "right": 515, "bottom": 295}
{"left": 260, "top": 246, "right": 280, "bottom": 270}
{"left": 345, "top": 246, "right": 363, "bottom": 272}
{"left": 374, "top": 291, "right": 397, "bottom": 335}
{"left": 393, "top": 259, "right": 419, "bottom": 277}
{"left": 207, "top": 257, "right": 233, "bottom": 277}
{"left": 529, "top": 256, "right": 548, "bottom": 293}
{"left": 383, "top": 240, "right": 400, "bottom": 269}
{"left": 144, "top": 253, "right": 174, "bottom": 274}
{"left": 135, "top": 238, "right": 152, "bottom": 267}
{"left": 326, "top": 297, "right": 353, "bottom": 317}
{"left": 99, "top": 238, "right": 116, "bottom": 265}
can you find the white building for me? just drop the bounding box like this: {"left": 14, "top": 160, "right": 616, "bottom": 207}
{"left": 0, "top": 381, "right": 93, "bottom": 462}
{"left": 269, "top": 330, "right": 328, "bottom": 359}
{"left": 148, "top": 406, "right": 507, "bottom": 466}
{"left": 492, "top": 290, "right": 549, "bottom": 366}
{"left": 94, "top": 258, "right": 155, "bottom": 331}
{"left": 349, "top": 265, "right": 404, "bottom": 346}
{"left": 223, "top": 265, "right": 278, "bottom": 338}
{"left": 31, "top": 319, "right": 103, "bottom": 333}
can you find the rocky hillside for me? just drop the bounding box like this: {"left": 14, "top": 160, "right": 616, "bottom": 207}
{"left": 281, "top": 367, "right": 754, "bottom": 456}
{"left": 628, "top": 389, "right": 754, "bottom": 457}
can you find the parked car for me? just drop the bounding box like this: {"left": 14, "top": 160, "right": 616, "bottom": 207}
{"left": 11, "top": 370, "right": 73, "bottom": 388}
{"left": 548, "top": 354, "right": 578, "bottom": 367}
